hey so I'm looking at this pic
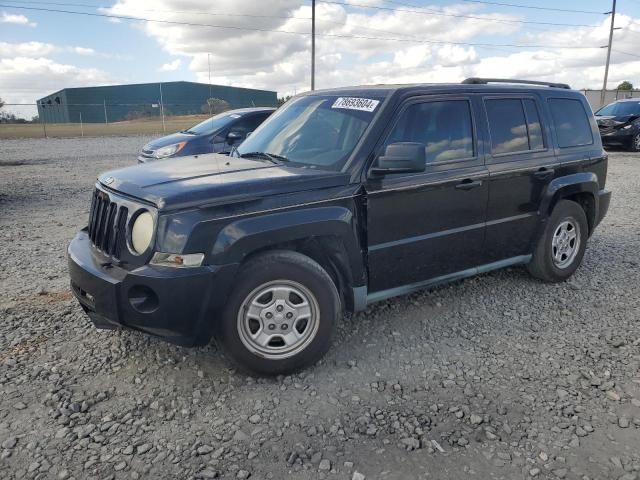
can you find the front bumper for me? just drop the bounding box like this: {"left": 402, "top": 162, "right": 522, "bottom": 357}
{"left": 600, "top": 129, "right": 634, "bottom": 148}
{"left": 68, "top": 230, "right": 238, "bottom": 347}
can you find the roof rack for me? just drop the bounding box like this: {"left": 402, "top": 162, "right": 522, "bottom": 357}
{"left": 462, "top": 77, "right": 571, "bottom": 89}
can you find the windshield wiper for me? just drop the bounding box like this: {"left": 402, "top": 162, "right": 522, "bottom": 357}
{"left": 240, "top": 151, "right": 289, "bottom": 164}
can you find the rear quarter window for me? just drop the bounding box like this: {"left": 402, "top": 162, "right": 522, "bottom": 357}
{"left": 548, "top": 98, "right": 593, "bottom": 148}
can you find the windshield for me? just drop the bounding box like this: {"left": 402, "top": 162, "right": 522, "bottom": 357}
{"left": 596, "top": 100, "right": 640, "bottom": 117}
{"left": 185, "top": 112, "right": 241, "bottom": 135}
{"left": 235, "top": 94, "right": 384, "bottom": 170}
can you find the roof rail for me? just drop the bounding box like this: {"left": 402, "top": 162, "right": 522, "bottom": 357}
{"left": 462, "top": 77, "right": 571, "bottom": 89}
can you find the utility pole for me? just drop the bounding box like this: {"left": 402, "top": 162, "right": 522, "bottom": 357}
{"left": 208, "top": 53, "right": 213, "bottom": 115}
{"left": 103, "top": 99, "right": 108, "bottom": 124}
{"left": 159, "top": 82, "right": 166, "bottom": 133}
{"left": 601, "top": 0, "right": 617, "bottom": 107}
{"left": 311, "top": 0, "right": 316, "bottom": 91}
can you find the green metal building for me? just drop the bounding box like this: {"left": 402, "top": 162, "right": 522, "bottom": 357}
{"left": 36, "top": 81, "right": 278, "bottom": 123}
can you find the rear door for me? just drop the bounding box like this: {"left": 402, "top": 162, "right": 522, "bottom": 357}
{"left": 365, "top": 95, "right": 489, "bottom": 294}
{"left": 482, "top": 95, "right": 557, "bottom": 262}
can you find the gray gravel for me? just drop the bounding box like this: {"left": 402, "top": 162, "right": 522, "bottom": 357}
{"left": 1, "top": 136, "right": 640, "bottom": 480}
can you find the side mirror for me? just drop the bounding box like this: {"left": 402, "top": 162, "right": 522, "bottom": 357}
{"left": 226, "top": 131, "right": 243, "bottom": 145}
{"left": 371, "top": 142, "right": 426, "bottom": 175}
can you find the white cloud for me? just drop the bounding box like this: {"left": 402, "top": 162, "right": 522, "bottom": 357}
{"left": 159, "top": 58, "right": 181, "bottom": 71}
{"left": 0, "top": 57, "right": 111, "bottom": 116}
{"left": 3, "top": 0, "right": 640, "bottom": 116}
{"left": 103, "top": 0, "right": 542, "bottom": 96}
{"left": 0, "top": 42, "right": 98, "bottom": 58}
{"left": 0, "top": 41, "right": 56, "bottom": 57}
{"left": 71, "top": 46, "right": 96, "bottom": 56}
{"left": 1, "top": 11, "right": 36, "bottom": 27}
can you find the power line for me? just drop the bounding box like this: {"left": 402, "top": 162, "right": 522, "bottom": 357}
{"left": 0, "top": 3, "right": 605, "bottom": 50}
{"left": 457, "top": 0, "right": 606, "bottom": 15}
{"left": 317, "top": 0, "right": 601, "bottom": 28}
{"left": 2, "top": 0, "right": 512, "bottom": 45}
{"left": 1, "top": 0, "right": 315, "bottom": 21}
{"left": 612, "top": 48, "right": 640, "bottom": 59}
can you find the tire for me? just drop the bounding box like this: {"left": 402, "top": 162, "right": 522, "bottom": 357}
{"left": 631, "top": 133, "right": 640, "bottom": 152}
{"left": 527, "top": 199, "right": 588, "bottom": 283}
{"left": 215, "top": 250, "right": 340, "bottom": 375}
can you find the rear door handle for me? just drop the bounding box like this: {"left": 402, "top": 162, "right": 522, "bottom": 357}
{"left": 455, "top": 179, "right": 483, "bottom": 190}
{"left": 534, "top": 167, "right": 554, "bottom": 180}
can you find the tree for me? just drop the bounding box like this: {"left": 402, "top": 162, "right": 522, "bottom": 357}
{"left": 201, "top": 98, "right": 230, "bottom": 115}
{"left": 277, "top": 95, "right": 292, "bottom": 107}
{"left": 617, "top": 81, "right": 634, "bottom": 91}
{"left": 0, "top": 96, "right": 4, "bottom": 109}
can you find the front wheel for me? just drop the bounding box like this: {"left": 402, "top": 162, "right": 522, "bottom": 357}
{"left": 527, "top": 200, "right": 588, "bottom": 283}
{"left": 215, "top": 250, "right": 340, "bottom": 375}
{"left": 631, "top": 133, "right": 640, "bottom": 152}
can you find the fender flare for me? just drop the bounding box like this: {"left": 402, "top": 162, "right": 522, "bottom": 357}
{"left": 535, "top": 172, "right": 600, "bottom": 240}
{"left": 209, "top": 205, "right": 366, "bottom": 285}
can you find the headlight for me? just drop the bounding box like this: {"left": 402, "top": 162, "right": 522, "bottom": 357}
{"left": 130, "top": 210, "right": 154, "bottom": 254}
{"left": 150, "top": 252, "right": 204, "bottom": 268}
{"left": 153, "top": 141, "right": 187, "bottom": 159}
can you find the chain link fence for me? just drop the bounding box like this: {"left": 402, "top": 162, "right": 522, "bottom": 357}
{"left": 0, "top": 101, "right": 232, "bottom": 139}
{"left": 3, "top": 90, "right": 640, "bottom": 139}
{"left": 582, "top": 89, "right": 640, "bottom": 111}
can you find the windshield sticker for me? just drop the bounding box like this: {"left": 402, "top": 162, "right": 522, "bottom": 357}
{"left": 332, "top": 97, "right": 380, "bottom": 112}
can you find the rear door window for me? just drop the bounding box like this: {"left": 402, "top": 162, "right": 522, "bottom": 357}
{"left": 485, "top": 99, "right": 529, "bottom": 155}
{"left": 548, "top": 98, "right": 593, "bottom": 148}
{"left": 523, "top": 99, "right": 545, "bottom": 150}
{"left": 384, "top": 99, "right": 475, "bottom": 163}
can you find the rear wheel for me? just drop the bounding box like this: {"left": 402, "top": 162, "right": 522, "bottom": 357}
{"left": 215, "top": 250, "right": 340, "bottom": 375}
{"left": 527, "top": 200, "right": 588, "bottom": 283}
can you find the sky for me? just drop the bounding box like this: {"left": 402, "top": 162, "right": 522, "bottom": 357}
{"left": 1, "top": 0, "right": 640, "bottom": 118}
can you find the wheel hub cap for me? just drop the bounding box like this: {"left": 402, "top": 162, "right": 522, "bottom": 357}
{"left": 551, "top": 219, "right": 580, "bottom": 269}
{"left": 237, "top": 280, "right": 320, "bottom": 360}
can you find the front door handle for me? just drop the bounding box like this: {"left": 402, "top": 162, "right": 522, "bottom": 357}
{"left": 455, "top": 179, "right": 483, "bottom": 190}
{"left": 534, "top": 167, "right": 554, "bottom": 180}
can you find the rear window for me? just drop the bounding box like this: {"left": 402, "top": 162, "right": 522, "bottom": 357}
{"left": 485, "top": 98, "right": 546, "bottom": 155}
{"left": 548, "top": 98, "right": 593, "bottom": 148}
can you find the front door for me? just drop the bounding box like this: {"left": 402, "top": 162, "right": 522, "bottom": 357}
{"left": 365, "top": 96, "right": 489, "bottom": 294}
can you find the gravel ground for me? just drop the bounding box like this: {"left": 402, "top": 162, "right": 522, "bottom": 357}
{"left": 1, "top": 137, "right": 639, "bottom": 480}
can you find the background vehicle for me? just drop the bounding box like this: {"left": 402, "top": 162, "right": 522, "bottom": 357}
{"left": 137, "top": 107, "right": 274, "bottom": 162}
{"left": 69, "top": 79, "right": 610, "bottom": 375}
{"left": 595, "top": 98, "right": 640, "bottom": 151}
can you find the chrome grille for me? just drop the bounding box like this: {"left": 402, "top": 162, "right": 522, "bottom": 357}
{"left": 88, "top": 188, "right": 128, "bottom": 258}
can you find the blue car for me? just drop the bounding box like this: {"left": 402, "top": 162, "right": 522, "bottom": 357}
{"left": 138, "top": 107, "right": 275, "bottom": 163}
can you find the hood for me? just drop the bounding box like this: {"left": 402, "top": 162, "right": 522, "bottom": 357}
{"left": 143, "top": 132, "right": 203, "bottom": 151}
{"left": 595, "top": 114, "right": 640, "bottom": 126}
{"left": 99, "top": 153, "right": 351, "bottom": 211}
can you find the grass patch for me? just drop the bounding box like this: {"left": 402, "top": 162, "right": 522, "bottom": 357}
{"left": 0, "top": 115, "right": 212, "bottom": 139}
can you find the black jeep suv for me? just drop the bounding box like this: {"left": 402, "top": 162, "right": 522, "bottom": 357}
{"left": 68, "top": 78, "right": 611, "bottom": 375}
